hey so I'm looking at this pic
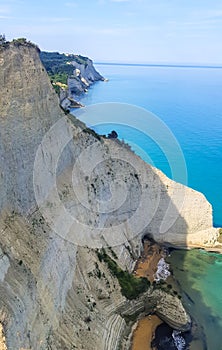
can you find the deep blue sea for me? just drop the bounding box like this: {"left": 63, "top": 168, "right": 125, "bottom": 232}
{"left": 73, "top": 63, "right": 222, "bottom": 349}
{"left": 76, "top": 63, "right": 222, "bottom": 227}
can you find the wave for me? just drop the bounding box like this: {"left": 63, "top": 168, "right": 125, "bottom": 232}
{"left": 172, "top": 330, "right": 186, "bottom": 350}
{"left": 154, "top": 257, "right": 171, "bottom": 281}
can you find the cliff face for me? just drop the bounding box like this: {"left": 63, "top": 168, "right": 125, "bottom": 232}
{"left": 0, "top": 42, "right": 220, "bottom": 349}
{"left": 65, "top": 57, "right": 104, "bottom": 108}
{"left": 40, "top": 51, "right": 105, "bottom": 109}
{"left": 68, "top": 56, "right": 104, "bottom": 92}
{"left": 0, "top": 44, "right": 65, "bottom": 213}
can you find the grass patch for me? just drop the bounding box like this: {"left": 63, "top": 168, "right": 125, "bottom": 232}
{"left": 49, "top": 72, "right": 68, "bottom": 85}
{"left": 153, "top": 280, "right": 182, "bottom": 298}
{"left": 48, "top": 72, "right": 68, "bottom": 94}
{"left": 97, "top": 249, "right": 149, "bottom": 300}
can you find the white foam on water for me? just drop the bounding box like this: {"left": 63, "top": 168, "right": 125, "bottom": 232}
{"left": 154, "top": 257, "right": 171, "bottom": 281}
{"left": 172, "top": 330, "right": 186, "bottom": 350}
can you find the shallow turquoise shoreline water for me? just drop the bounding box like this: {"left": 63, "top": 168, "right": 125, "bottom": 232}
{"left": 168, "top": 249, "right": 222, "bottom": 350}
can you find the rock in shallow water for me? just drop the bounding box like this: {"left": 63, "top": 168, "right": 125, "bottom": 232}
{"left": 153, "top": 324, "right": 187, "bottom": 350}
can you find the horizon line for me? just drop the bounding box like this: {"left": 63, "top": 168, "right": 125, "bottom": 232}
{"left": 94, "top": 62, "right": 222, "bottom": 69}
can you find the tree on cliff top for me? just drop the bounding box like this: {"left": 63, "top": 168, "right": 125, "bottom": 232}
{"left": 108, "top": 130, "right": 118, "bottom": 139}
{"left": 0, "top": 34, "right": 7, "bottom": 45}
{"left": 12, "top": 38, "right": 40, "bottom": 51}
{"left": 0, "top": 36, "right": 40, "bottom": 51}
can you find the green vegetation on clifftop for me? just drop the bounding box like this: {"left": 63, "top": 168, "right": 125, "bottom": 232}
{"left": 39, "top": 51, "right": 89, "bottom": 94}
{"left": 40, "top": 51, "right": 88, "bottom": 75}
{"left": 0, "top": 36, "right": 40, "bottom": 52}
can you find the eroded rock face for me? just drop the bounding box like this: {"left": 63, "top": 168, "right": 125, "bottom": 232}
{"left": 0, "top": 42, "right": 220, "bottom": 349}
{"left": 154, "top": 290, "right": 191, "bottom": 332}
{"left": 41, "top": 52, "right": 105, "bottom": 110}
{"left": 0, "top": 43, "right": 65, "bottom": 213}
{"left": 62, "top": 58, "right": 104, "bottom": 108}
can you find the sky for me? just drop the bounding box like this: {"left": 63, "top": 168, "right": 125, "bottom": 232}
{"left": 1, "top": 0, "right": 222, "bottom": 64}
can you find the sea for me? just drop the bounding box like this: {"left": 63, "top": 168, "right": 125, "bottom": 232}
{"left": 73, "top": 63, "right": 222, "bottom": 350}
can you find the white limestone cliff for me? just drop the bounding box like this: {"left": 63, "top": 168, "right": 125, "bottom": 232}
{"left": 0, "top": 41, "right": 220, "bottom": 349}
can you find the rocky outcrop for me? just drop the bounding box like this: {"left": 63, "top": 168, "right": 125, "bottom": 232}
{"left": 63, "top": 57, "right": 105, "bottom": 109}
{"left": 40, "top": 51, "right": 105, "bottom": 110}
{"left": 0, "top": 41, "right": 220, "bottom": 349}
{"left": 68, "top": 57, "right": 104, "bottom": 94}
{"left": 119, "top": 289, "right": 191, "bottom": 332}
{"left": 154, "top": 290, "right": 191, "bottom": 331}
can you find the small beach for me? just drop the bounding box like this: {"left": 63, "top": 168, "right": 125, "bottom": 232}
{"left": 131, "top": 239, "right": 164, "bottom": 349}
{"left": 134, "top": 239, "right": 163, "bottom": 282}
{"left": 132, "top": 316, "right": 163, "bottom": 350}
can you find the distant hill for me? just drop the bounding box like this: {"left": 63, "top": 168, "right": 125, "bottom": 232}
{"left": 40, "top": 51, "right": 104, "bottom": 108}
{"left": 40, "top": 51, "right": 89, "bottom": 76}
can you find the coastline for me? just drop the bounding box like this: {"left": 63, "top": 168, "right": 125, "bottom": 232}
{"left": 132, "top": 316, "right": 163, "bottom": 350}
{"left": 73, "top": 62, "right": 222, "bottom": 350}
{"left": 134, "top": 239, "right": 164, "bottom": 282}
{"left": 131, "top": 240, "right": 165, "bottom": 350}
{"left": 163, "top": 241, "right": 222, "bottom": 254}
{"left": 167, "top": 246, "right": 222, "bottom": 349}
{"left": 73, "top": 64, "right": 222, "bottom": 350}
{"left": 131, "top": 239, "right": 205, "bottom": 350}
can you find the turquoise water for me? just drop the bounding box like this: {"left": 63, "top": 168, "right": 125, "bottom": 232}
{"left": 169, "top": 249, "right": 222, "bottom": 350}
{"left": 73, "top": 63, "right": 222, "bottom": 349}
{"left": 76, "top": 63, "right": 222, "bottom": 227}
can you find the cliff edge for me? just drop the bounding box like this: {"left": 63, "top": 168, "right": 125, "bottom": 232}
{"left": 0, "top": 40, "right": 220, "bottom": 349}
{"left": 40, "top": 51, "right": 105, "bottom": 110}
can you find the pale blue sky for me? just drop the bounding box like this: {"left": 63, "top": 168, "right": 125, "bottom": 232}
{"left": 1, "top": 0, "right": 222, "bottom": 64}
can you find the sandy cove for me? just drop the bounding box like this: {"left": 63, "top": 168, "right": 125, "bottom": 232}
{"left": 132, "top": 315, "right": 163, "bottom": 350}
{"left": 134, "top": 239, "right": 163, "bottom": 282}
{"left": 131, "top": 240, "right": 165, "bottom": 350}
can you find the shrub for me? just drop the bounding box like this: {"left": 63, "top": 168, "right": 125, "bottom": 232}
{"left": 82, "top": 127, "right": 101, "bottom": 141}
{"left": 0, "top": 34, "right": 6, "bottom": 44}
{"left": 107, "top": 130, "right": 118, "bottom": 139}
{"left": 49, "top": 72, "right": 68, "bottom": 85}
{"left": 12, "top": 38, "right": 40, "bottom": 51}
{"left": 97, "top": 249, "right": 150, "bottom": 300}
